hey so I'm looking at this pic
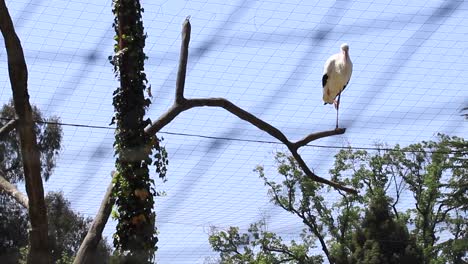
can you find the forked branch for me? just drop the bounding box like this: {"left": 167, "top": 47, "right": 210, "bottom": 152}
{"left": 146, "top": 18, "right": 355, "bottom": 194}
{"left": 76, "top": 17, "right": 355, "bottom": 264}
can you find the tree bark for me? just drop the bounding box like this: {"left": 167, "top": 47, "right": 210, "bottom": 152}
{"left": 73, "top": 180, "right": 115, "bottom": 264}
{"left": 111, "top": 0, "right": 156, "bottom": 262}
{"left": 0, "top": 1, "right": 51, "bottom": 263}
{"left": 175, "top": 18, "right": 191, "bottom": 103}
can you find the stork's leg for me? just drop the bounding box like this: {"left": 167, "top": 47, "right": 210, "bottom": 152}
{"left": 335, "top": 93, "right": 341, "bottom": 129}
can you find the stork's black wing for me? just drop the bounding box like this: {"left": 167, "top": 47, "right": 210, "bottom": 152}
{"left": 322, "top": 74, "right": 328, "bottom": 88}
{"left": 341, "top": 80, "right": 350, "bottom": 92}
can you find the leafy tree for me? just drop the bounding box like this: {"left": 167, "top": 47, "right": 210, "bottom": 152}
{"left": 0, "top": 101, "right": 61, "bottom": 183}
{"left": 0, "top": 101, "right": 61, "bottom": 263}
{"left": 399, "top": 136, "right": 466, "bottom": 264}
{"left": 331, "top": 135, "right": 467, "bottom": 264}
{"left": 0, "top": 102, "right": 111, "bottom": 263}
{"left": 350, "top": 189, "right": 423, "bottom": 264}
{"left": 256, "top": 153, "right": 356, "bottom": 263}
{"left": 209, "top": 135, "right": 467, "bottom": 264}
{"left": 209, "top": 152, "right": 346, "bottom": 264}
{"left": 209, "top": 220, "right": 323, "bottom": 264}
{"left": 0, "top": 194, "right": 28, "bottom": 263}
{"left": 45, "top": 192, "right": 112, "bottom": 263}
{"left": 15, "top": 192, "right": 112, "bottom": 264}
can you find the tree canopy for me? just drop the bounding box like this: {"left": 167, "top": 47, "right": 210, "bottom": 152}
{"left": 0, "top": 101, "right": 61, "bottom": 263}
{"left": 0, "top": 101, "right": 61, "bottom": 183}
{"left": 209, "top": 135, "right": 467, "bottom": 264}
{"left": 0, "top": 193, "right": 28, "bottom": 263}
{"left": 15, "top": 192, "right": 113, "bottom": 264}
{"left": 0, "top": 102, "right": 111, "bottom": 263}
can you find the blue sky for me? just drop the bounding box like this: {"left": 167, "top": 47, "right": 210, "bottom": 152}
{"left": 1, "top": 0, "right": 467, "bottom": 263}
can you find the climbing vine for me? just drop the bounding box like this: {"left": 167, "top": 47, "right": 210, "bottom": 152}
{"left": 110, "top": 0, "right": 167, "bottom": 262}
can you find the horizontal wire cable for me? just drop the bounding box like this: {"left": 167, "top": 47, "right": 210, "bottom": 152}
{"left": 1, "top": 117, "right": 465, "bottom": 154}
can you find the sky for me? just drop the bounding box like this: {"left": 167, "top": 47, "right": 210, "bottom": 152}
{"left": 0, "top": 0, "right": 467, "bottom": 263}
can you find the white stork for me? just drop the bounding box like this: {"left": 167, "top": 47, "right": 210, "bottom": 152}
{"left": 322, "top": 43, "right": 353, "bottom": 129}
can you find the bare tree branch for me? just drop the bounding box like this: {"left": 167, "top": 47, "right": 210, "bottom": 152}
{"left": 73, "top": 176, "right": 115, "bottom": 264}
{"left": 293, "top": 128, "right": 346, "bottom": 149}
{"left": 261, "top": 243, "right": 305, "bottom": 263}
{"left": 145, "top": 19, "right": 356, "bottom": 194}
{"left": 0, "top": 119, "right": 17, "bottom": 138}
{"left": 0, "top": 170, "right": 29, "bottom": 209}
{"left": 76, "top": 18, "right": 356, "bottom": 262}
{"left": 175, "top": 17, "right": 191, "bottom": 103}
{"left": 0, "top": 1, "right": 50, "bottom": 263}
{"left": 146, "top": 96, "right": 354, "bottom": 193}
{"left": 145, "top": 104, "right": 185, "bottom": 135}
{"left": 188, "top": 98, "right": 290, "bottom": 143}
{"left": 290, "top": 150, "right": 355, "bottom": 194}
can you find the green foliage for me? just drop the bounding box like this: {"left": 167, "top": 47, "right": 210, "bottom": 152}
{"left": 350, "top": 189, "right": 423, "bottom": 264}
{"left": 0, "top": 101, "right": 62, "bottom": 263}
{"left": 331, "top": 134, "right": 467, "bottom": 264}
{"left": 45, "top": 192, "right": 112, "bottom": 263}
{"left": 0, "top": 100, "right": 62, "bottom": 183}
{"left": 22, "top": 250, "right": 76, "bottom": 264}
{"left": 209, "top": 135, "right": 467, "bottom": 264}
{"left": 3, "top": 192, "right": 112, "bottom": 264}
{"left": 256, "top": 152, "right": 359, "bottom": 263}
{"left": 56, "top": 252, "right": 75, "bottom": 264}
{"left": 0, "top": 101, "right": 112, "bottom": 263}
{"left": 0, "top": 194, "right": 28, "bottom": 264}
{"left": 110, "top": 0, "right": 167, "bottom": 262}
{"left": 17, "top": 246, "right": 27, "bottom": 264}
{"left": 209, "top": 220, "right": 323, "bottom": 264}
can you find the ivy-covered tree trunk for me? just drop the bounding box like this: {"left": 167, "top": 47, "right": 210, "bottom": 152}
{"left": 111, "top": 0, "right": 157, "bottom": 262}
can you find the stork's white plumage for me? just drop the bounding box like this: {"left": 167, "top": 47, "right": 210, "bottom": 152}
{"left": 322, "top": 43, "right": 353, "bottom": 128}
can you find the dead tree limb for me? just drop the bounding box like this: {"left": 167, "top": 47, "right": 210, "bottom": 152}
{"left": 0, "top": 119, "right": 17, "bottom": 138}
{"left": 0, "top": 1, "right": 51, "bottom": 263}
{"left": 0, "top": 170, "right": 29, "bottom": 209}
{"left": 147, "top": 96, "right": 351, "bottom": 193}
{"left": 175, "top": 18, "right": 191, "bottom": 103}
{"left": 76, "top": 17, "right": 355, "bottom": 263}
{"left": 73, "top": 177, "right": 115, "bottom": 264}
{"left": 293, "top": 128, "right": 346, "bottom": 149}
{"left": 146, "top": 18, "right": 355, "bottom": 194}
